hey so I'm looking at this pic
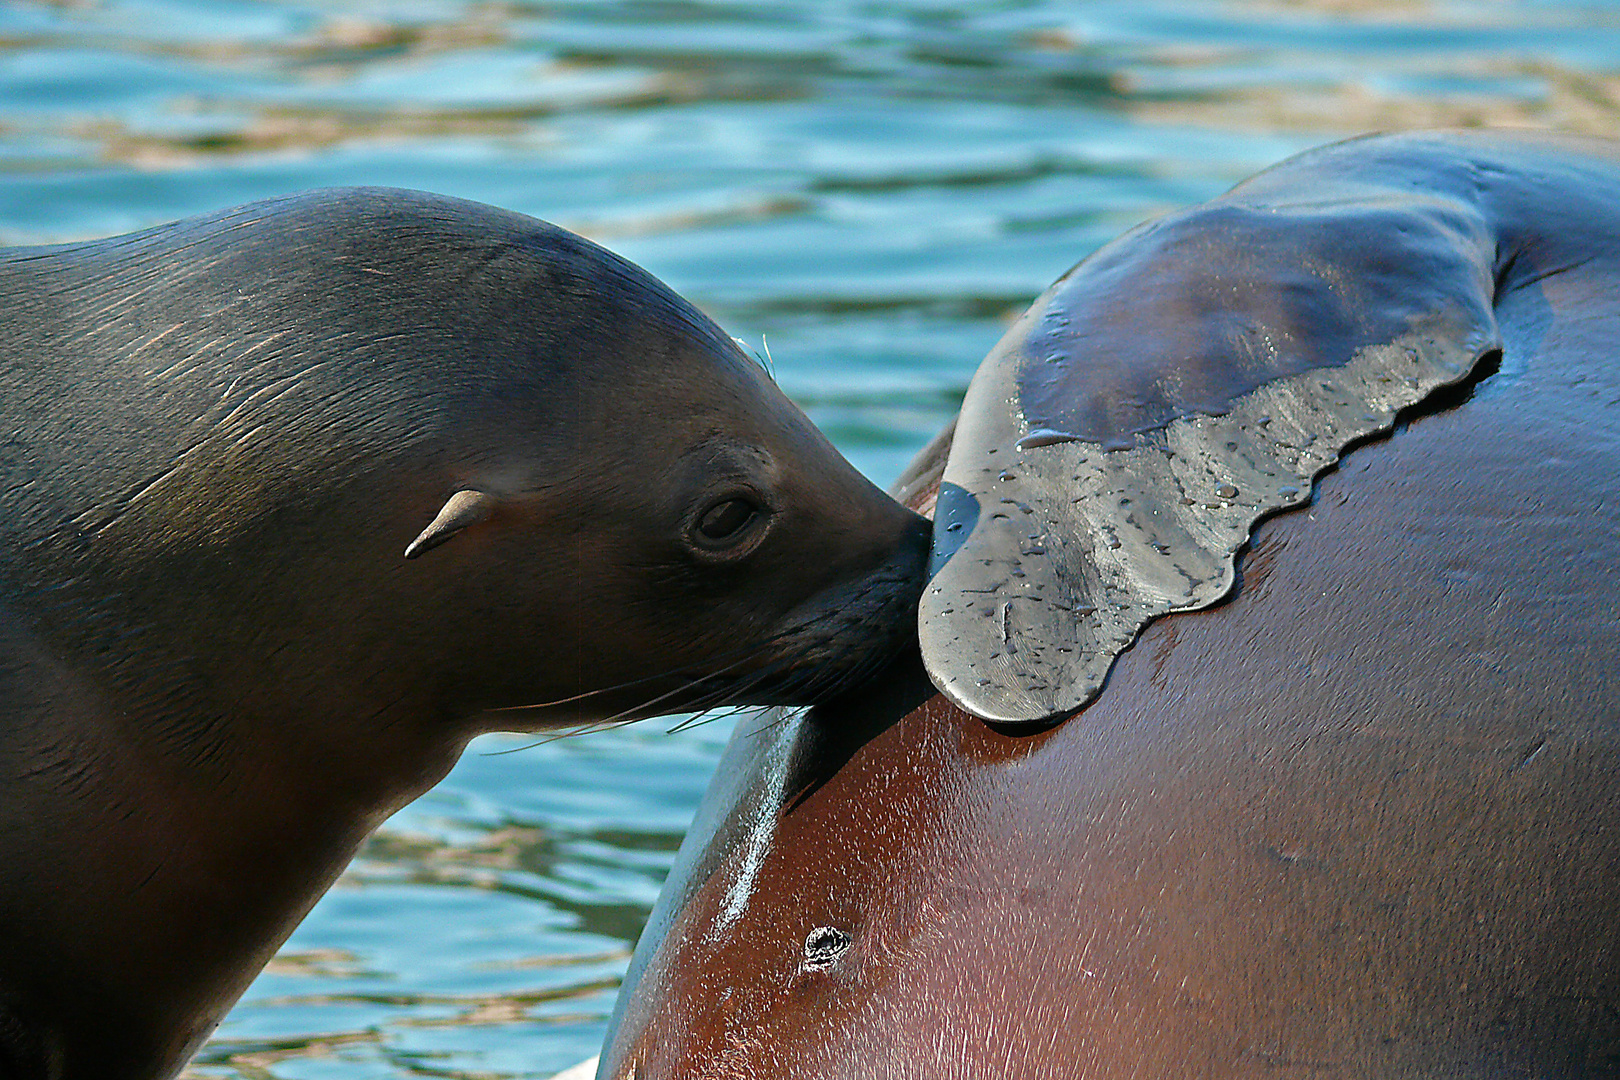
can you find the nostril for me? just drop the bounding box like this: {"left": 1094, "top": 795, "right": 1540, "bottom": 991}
{"left": 803, "top": 925, "right": 852, "bottom": 969}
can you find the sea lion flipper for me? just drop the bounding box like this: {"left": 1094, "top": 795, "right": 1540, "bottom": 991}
{"left": 404, "top": 489, "right": 498, "bottom": 559}
{"left": 921, "top": 141, "right": 1509, "bottom": 726}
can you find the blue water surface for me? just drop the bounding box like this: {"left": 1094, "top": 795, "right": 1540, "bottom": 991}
{"left": 1, "top": 1, "right": 1616, "bottom": 1076}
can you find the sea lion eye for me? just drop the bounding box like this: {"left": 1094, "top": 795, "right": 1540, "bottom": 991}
{"left": 695, "top": 497, "right": 762, "bottom": 545}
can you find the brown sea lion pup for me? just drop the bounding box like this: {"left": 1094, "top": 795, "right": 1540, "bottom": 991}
{"left": 0, "top": 188, "right": 929, "bottom": 1080}
{"left": 600, "top": 131, "right": 1620, "bottom": 1078}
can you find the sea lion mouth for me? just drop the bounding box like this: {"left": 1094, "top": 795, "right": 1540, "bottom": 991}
{"left": 485, "top": 519, "right": 929, "bottom": 731}
{"left": 631, "top": 509, "right": 934, "bottom": 724}
{"left": 680, "top": 567, "right": 926, "bottom": 714}
{"left": 597, "top": 566, "right": 926, "bottom": 728}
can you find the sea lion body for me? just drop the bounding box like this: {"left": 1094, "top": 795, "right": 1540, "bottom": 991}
{"left": 600, "top": 132, "right": 1620, "bottom": 1078}
{"left": 0, "top": 189, "right": 927, "bottom": 1078}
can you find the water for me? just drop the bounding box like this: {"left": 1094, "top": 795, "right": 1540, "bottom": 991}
{"left": 1, "top": 1, "right": 1616, "bottom": 1075}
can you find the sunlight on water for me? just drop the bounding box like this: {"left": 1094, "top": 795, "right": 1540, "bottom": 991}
{"left": 1, "top": 0, "right": 1615, "bottom": 1075}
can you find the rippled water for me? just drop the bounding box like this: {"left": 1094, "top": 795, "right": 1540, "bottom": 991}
{"left": 2, "top": 1, "right": 1616, "bottom": 1076}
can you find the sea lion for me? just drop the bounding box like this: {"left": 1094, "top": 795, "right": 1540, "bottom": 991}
{"left": 0, "top": 188, "right": 929, "bottom": 1080}
{"left": 598, "top": 132, "right": 1620, "bottom": 1077}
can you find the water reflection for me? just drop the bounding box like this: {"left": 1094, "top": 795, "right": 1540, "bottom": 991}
{"left": 3, "top": 0, "right": 1617, "bottom": 1076}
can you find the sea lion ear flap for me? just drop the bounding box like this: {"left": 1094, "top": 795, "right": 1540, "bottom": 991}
{"left": 404, "top": 490, "right": 499, "bottom": 559}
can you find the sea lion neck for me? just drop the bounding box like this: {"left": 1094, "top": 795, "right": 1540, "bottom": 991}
{"left": 0, "top": 592, "right": 468, "bottom": 1080}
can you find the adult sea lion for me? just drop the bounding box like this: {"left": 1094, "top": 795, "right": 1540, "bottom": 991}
{"left": 599, "top": 132, "right": 1620, "bottom": 1077}
{"left": 0, "top": 188, "right": 929, "bottom": 1080}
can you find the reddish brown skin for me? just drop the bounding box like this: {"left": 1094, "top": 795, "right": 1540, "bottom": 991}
{"left": 602, "top": 137, "right": 1620, "bottom": 1079}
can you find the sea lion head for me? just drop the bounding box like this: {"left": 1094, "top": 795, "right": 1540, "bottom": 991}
{"left": 14, "top": 187, "right": 929, "bottom": 743}
{"left": 380, "top": 216, "right": 934, "bottom": 728}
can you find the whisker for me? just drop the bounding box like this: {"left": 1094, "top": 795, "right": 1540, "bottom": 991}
{"left": 740, "top": 706, "right": 805, "bottom": 740}
{"left": 478, "top": 571, "right": 915, "bottom": 753}
{"left": 663, "top": 657, "right": 801, "bottom": 732}
{"left": 588, "top": 654, "right": 781, "bottom": 728}
{"left": 653, "top": 657, "right": 799, "bottom": 732}
{"left": 484, "top": 612, "right": 828, "bottom": 716}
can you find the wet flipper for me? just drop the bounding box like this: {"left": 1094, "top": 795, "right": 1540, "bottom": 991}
{"left": 919, "top": 134, "right": 1530, "bottom": 725}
